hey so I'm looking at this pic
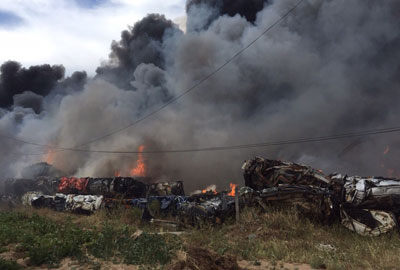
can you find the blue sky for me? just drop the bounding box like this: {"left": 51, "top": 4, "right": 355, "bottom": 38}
{"left": 0, "top": 9, "right": 24, "bottom": 28}
{"left": 74, "top": 0, "right": 109, "bottom": 9}
{"left": 0, "top": 0, "right": 186, "bottom": 75}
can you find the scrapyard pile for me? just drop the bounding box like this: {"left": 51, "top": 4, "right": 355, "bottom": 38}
{"left": 17, "top": 176, "right": 237, "bottom": 227}
{"left": 242, "top": 157, "right": 400, "bottom": 236}
{"left": 6, "top": 156, "right": 400, "bottom": 236}
{"left": 16, "top": 177, "right": 185, "bottom": 214}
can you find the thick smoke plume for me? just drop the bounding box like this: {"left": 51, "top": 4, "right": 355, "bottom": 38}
{"left": 0, "top": 61, "right": 87, "bottom": 113}
{"left": 96, "top": 14, "right": 181, "bottom": 90}
{"left": 186, "top": 0, "right": 268, "bottom": 30}
{"left": 1, "top": 0, "right": 400, "bottom": 192}
{"left": 0, "top": 61, "right": 64, "bottom": 108}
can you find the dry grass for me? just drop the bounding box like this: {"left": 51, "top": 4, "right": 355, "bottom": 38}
{"left": 2, "top": 205, "right": 400, "bottom": 269}
{"left": 182, "top": 207, "right": 400, "bottom": 270}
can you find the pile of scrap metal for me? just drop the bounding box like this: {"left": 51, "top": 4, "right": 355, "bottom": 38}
{"left": 16, "top": 176, "right": 237, "bottom": 226}
{"left": 4, "top": 177, "right": 184, "bottom": 198}
{"left": 13, "top": 157, "right": 400, "bottom": 235}
{"left": 102, "top": 193, "right": 236, "bottom": 226}
{"left": 242, "top": 156, "right": 400, "bottom": 236}
{"left": 9, "top": 177, "right": 184, "bottom": 214}
{"left": 22, "top": 192, "right": 103, "bottom": 214}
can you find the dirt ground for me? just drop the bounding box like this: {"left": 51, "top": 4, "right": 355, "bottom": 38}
{"left": 238, "top": 260, "right": 312, "bottom": 270}
{"left": 1, "top": 246, "right": 313, "bottom": 270}
{"left": 167, "top": 248, "right": 312, "bottom": 270}
{"left": 168, "top": 247, "right": 242, "bottom": 270}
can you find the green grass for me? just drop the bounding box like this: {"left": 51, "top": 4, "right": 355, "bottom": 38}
{"left": 3, "top": 206, "right": 400, "bottom": 269}
{"left": 0, "top": 211, "right": 180, "bottom": 268}
{"left": 0, "top": 258, "right": 23, "bottom": 270}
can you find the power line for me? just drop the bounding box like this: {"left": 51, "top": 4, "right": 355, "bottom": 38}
{"left": 9, "top": 126, "right": 400, "bottom": 156}
{"left": 0, "top": 0, "right": 305, "bottom": 155}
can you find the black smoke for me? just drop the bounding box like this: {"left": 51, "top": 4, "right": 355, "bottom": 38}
{"left": 0, "top": 61, "right": 87, "bottom": 113}
{"left": 96, "top": 14, "right": 181, "bottom": 89}
{"left": 0, "top": 61, "right": 64, "bottom": 108}
{"left": 186, "top": 0, "right": 268, "bottom": 31}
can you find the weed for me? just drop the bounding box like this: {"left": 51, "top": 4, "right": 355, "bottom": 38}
{"left": 310, "top": 256, "right": 326, "bottom": 269}
{"left": 0, "top": 258, "right": 22, "bottom": 270}
{"left": 0, "top": 211, "right": 179, "bottom": 267}
{"left": 120, "top": 233, "right": 173, "bottom": 265}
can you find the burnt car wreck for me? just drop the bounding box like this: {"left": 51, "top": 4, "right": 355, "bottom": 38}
{"left": 242, "top": 157, "right": 400, "bottom": 236}
{"left": 7, "top": 156, "right": 400, "bottom": 236}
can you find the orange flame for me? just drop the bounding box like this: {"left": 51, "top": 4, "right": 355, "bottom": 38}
{"left": 228, "top": 183, "right": 238, "bottom": 196}
{"left": 58, "top": 177, "right": 89, "bottom": 193}
{"left": 43, "top": 150, "right": 55, "bottom": 165}
{"left": 114, "top": 171, "right": 121, "bottom": 177}
{"left": 130, "top": 145, "right": 146, "bottom": 177}
{"left": 384, "top": 146, "right": 390, "bottom": 155}
{"left": 201, "top": 185, "right": 217, "bottom": 195}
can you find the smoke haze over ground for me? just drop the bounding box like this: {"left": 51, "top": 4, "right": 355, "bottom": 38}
{"left": 1, "top": 0, "right": 400, "bottom": 191}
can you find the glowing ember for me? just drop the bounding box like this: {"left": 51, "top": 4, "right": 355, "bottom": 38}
{"left": 58, "top": 177, "right": 89, "bottom": 193}
{"left": 130, "top": 145, "right": 146, "bottom": 177}
{"left": 228, "top": 183, "right": 238, "bottom": 196}
{"left": 114, "top": 171, "right": 121, "bottom": 177}
{"left": 384, "top": 146, "right": 390, "bottom": 155}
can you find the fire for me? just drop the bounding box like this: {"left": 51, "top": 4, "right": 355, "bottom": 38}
{"left": 201, "top": 185, "right": 217, "bottom": 194}
{"left": 130, "top": 145, "right": 146, "bottom": 177}
{"left": 58, "top": 177, "right": 89, "bottom": 193}
{"left": 114, "top": 171, "right": 121, "bottom": 177}
{"left": 43, "top": 150, "right": 55, "bottom": 165}
{"left": 384, "top": 146, "right": 390, "bottom": 155}
{"left": 228, "top": 183, "right": 238, "bottom": 196}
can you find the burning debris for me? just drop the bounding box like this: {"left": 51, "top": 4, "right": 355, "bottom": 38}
{"left": 4, "top": 177, "right": 184, "bottom": 198}
{"left": 7, "top": 156, "right": 400, "bottom": 236}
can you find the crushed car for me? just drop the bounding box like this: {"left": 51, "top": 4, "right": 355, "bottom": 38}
{"left": 242, "top": 156, "right": 400, "bottom": 236}
{"left": 11, "top": 156, "right": 400, "bottom": 236}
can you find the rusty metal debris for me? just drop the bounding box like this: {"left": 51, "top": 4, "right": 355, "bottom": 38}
{"left": 7, "top": 156, "right": 400, "bottom": 236}
{"left": 242, "top": 156, "right": 400, "bottom": 236}
{"left": 242, "top": 157, "right": 332, "bottom": 189}
{"left": 4, "top": 177, "right": 184, "bottom": 198}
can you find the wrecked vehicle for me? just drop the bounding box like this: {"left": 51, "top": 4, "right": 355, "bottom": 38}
{"left": 239, "top": 185, "right": 336, "bottom": 223}
{"left": 15, "top": 156, "right": 400, "bottom": 236}
{"left": 57, "top": 177, "right": 185, "bottom": 198}
{"left": 58, "top": 177, "right": 149, "bottom": 198}
{"left": 4, "top": 177, "right": 184, "bottom": 198}
{"left": 242, "top": 156, "right": 400, "bottom": 236}
{"left": 147, "top": 181, "right": 185, "bottom": 196}
{"left": 22, "top": 192, "right": 103, "bottom": 214}
{"left": 176, "top": 193, "right": 236, "bottom": 226}
{"left": 242, "top": 157, "right": 332, "bottom": 189}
